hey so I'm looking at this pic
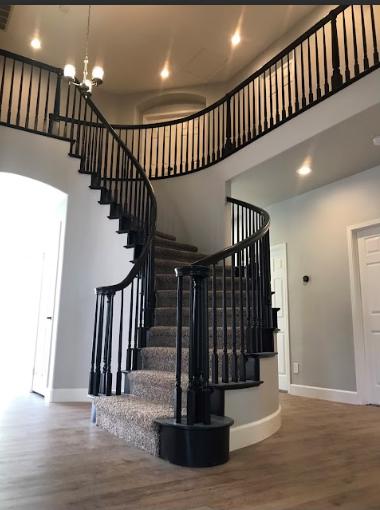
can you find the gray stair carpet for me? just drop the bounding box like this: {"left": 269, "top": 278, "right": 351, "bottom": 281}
{"left": 94, "top": 231, "right": 204, "bottom": 456}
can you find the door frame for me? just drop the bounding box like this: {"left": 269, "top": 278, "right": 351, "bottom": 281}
{"left": 270, "top": 243, "right": 291, "bottom": 392}
{"left": 347, "top": 217, "right": 380, "bottom": 404}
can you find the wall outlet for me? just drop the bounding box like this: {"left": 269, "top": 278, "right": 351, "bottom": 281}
{"left": 293, "top": 362, "right": 300, "bottom": 374}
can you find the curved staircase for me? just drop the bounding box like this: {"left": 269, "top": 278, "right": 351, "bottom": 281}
{"left": 1, "top": 3, "right": 379, "bottom": 467}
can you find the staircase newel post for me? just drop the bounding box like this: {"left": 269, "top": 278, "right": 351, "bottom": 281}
{"left": 223, "top": 93, "right": 234, "bottom": 157}
{"left": 330, "top": 11, "right": 343, "bottom": 90}
{"left": 48, "top": 70, "right": 62, "bottom": 135}
{"left": 186, "top": 265, "right": 211, "bottom": 426}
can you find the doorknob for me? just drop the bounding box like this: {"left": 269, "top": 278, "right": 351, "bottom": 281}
{"left": 46, "top": 316, "right": 52, "bottom": 320}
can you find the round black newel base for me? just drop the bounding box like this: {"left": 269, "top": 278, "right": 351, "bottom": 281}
{"left": 155, "top": 415, "right": 234, "bottom": 467}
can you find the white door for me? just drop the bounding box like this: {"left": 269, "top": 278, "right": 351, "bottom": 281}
{"left": 271, "top": 244, "right": 290, "bottom": 391}
{"left": 358, "top": 225, "right": 380, "bottom": 405}
{"left": 32, "top": 219, "right": 63, "bottom": 396}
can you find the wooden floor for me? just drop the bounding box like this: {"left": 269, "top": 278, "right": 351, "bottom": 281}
{"left": 1, "top": 393, "right": 380, "bottom": 510}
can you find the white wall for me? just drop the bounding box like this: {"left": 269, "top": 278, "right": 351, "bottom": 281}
{"left": 267, "top": 165, "right": 380, "bottom": 393}
{"left": 0, "top": 126, "right": 133, "bottom": 401}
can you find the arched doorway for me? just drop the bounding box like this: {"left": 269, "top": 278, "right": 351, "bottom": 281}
{"left": 0, "top": 172, "right": 67, "bottom": 401}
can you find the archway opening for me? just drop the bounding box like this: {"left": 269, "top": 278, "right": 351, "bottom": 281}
{"left": 0, "top": 172, "right": 67, "bottom": 405}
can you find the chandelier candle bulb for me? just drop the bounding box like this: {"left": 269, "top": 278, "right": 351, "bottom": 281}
{"left": 64, "top": 64, "right": 76, "bottom": 80}
{"left": 92, "top": 66, "right": 104, "bottom": 85}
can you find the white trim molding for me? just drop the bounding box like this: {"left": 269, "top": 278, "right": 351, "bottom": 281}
{"left": 45, "top": 388, "right": 90, "bottom": 403}
{"left": 347, "top": 217, "right": 380, "bottom": 405}
{"left": 289, "top": 384, "right": 361, "bottom": 405}
{"left": 230, "top": 406, "right": 282, "bottom": 451}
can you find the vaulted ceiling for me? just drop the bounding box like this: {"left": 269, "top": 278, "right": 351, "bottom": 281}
{"left": 0, "top": 5, "right": 327, "bottom": 94}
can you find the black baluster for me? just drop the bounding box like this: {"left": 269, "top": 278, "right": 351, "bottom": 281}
{"left": 126, "top": 280, "right": 134, "bottom": 371}
{"left": 331, "top": 10, "right": 343, "bottom": 90}
{"left": 269, "top": 66, "right": 274, "bottom": 127}
{"left": 274, "top": 62, "right": 279, "bottom": 123}
{"left": 315, "top": 32, "right": 322, "bottom": 98}
{"left": 360, "top": 5, "right": 369, "bottom": 70}
{"left": 307, "top": 37, "right": 313, "bottom": 103}
{"left": 263, "top": 70, "right": 268, "bottom": 130}
{"left": 7, "top": 58, "right": 15, "bottom": 125}
{"left": 300, "top": 41, "right": 306, "bottom": 107}
{"left": 16, "top": 62, "right": 24, "bottom": 126}
{"left": 351, "top": 6, "right": 360, "bottom": 77}
{"left": 174, "top": 271, "right": 183, "bottom": 423}
{"left": 231, "top": 254, "right": 238, "bottom": 382}
{"left": 222, "top": 258, "right": 228, "bottom": 383}
{"left": 223, "top": 93, "right": 234, "bottom": 155}
{"left": 185, "top": 266, "right": 210, "bottom": 426}
{"left": 211, "top": 264, "right": 218, "bottom": 384}
{"left": 94, "top": 293, "right": 105, "bottom": 395}
{"left": 370, "top": 6, "right": 379, "bottom": 65}
{"left": 88, "top": 293, "right": 99, "bottom": 395}
{"left": 0, "top": 56, "right": 6, "bottom": 121}
{"left": 286, "top": 53, "right": 297, "bottom": 115}
{"left": 34, "top": 68, "right": 42, "bottom": 132}
{"left": 49, "top": 71, "right": 62, "bottom": 134}
{"left": 43, "top": 71, "right": 51, "bottom": 132}
{"left": 322, "top": 26, "right": 329, "bottom": 94}
{"left": 238, "top": 250, "right": 246, "bottom": 381}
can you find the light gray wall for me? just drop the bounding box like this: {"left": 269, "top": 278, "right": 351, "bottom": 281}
{"left": 268, "top": 165, "right": 380, "bottom": 392}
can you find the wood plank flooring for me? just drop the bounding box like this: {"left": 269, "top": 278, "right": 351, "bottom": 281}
{"left": 1, "top": 393, "right": 380, "bottom": 509}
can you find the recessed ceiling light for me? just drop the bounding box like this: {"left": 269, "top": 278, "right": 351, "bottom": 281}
{"left": 373, "top": 136, "right": 380, "bottom": 146}
{"left": 231, "top": 31, "right": 241, "bottom": 47}
{"left": 160, "top": 66, "right": 170, "bottom": 80}
{"left": 30, "top": 37, "right": 41, "bottom": 50}
{"left": 297, "top": 165, "right": 312, "bottom": 176}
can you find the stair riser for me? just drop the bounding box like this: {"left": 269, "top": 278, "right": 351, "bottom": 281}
{"left": 147, "top": 327, "right": 242, "bottom": 349}
{"left": 156, "top": 291, "right": 243, "bottom": 307}
{"left": 154, "top": 307, "right": 241, "bottom": 327}
{"left": 155, "top": 274, "right": 249, "bottom": 291}
{"left": 127, "top": 378, "right": 185, "bottom": 408}
{"left": 96, "top": 410, "right": 159, "bottom": 456}
{"left": 141, "top": 349, "right": 245, "bottom": 379}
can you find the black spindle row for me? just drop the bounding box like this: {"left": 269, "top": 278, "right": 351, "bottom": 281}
{"left": 173, "top": 197, "right": 275, "bottom": 424}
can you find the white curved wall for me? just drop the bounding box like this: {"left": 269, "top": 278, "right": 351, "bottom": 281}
{"left": 228, "top": 357, "right": 281, "bottom": 451}
{"left": 0, "top": 126, "right": 133, "bottom": 401}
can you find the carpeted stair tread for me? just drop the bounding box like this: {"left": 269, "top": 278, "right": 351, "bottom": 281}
{"left": 154, "top": 238, "right": 198, "bottom": 252}
{"left": 155, "top": 246, "right": 206, "bottom": 263}
{"left": 155, "top": 231, "right": 176, "bottom": 241}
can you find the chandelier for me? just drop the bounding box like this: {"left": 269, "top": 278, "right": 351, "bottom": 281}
{"left": 63, "top": 5, "right": 104, "bottom": 94}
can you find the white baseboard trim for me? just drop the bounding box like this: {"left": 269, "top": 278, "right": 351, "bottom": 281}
{"left": 230, "top": 405, "right": 282, "bottom": 451}
{"left": 289, "top": 384, "right": 361, "bottom": 405}
{"left": 45, "top": 388, "right": 90, "bottom": 403}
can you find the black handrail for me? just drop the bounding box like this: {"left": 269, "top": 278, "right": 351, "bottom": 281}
{"left": 64, "top": 4, "right": 377, "bottom": 181}
{"left": 173, "top": 196, "right": 275, "bottom": 425}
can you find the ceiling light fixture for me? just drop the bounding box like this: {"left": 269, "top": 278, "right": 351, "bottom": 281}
{"left": 30, "top": 37, "right": 41, "bottom": 50}
{"left": 373, "top": 136, "right": 380, "bottom": 146}
{"left": 63, "top": 5, "right": 104, "bottom": 95}
{"left": 160, "top": 65, "right": 170, "bottom": 80}
{"left": 231, "top": 30, "right": 241, "bottom": 47}
{"left": 297, "top": 165, "right": 312, "bottom": 176}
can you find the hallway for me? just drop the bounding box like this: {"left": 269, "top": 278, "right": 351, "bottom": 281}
{"left": 1, "top": 393, "right": 380, "bottom": 510}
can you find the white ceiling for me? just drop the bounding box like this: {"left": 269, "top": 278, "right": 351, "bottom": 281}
{"left": 231, "top": 103, "right": 380, "bottom": 207}
{"left": 0, "top": 5, "right": 324, "bottom": 94}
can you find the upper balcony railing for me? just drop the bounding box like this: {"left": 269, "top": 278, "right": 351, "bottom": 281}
{"left": 1, "top": 6, "right": 380, "bottom": 180}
